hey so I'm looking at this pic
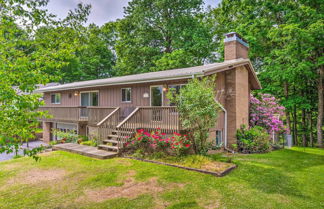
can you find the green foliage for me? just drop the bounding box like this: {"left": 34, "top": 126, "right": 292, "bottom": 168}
{"left": 114, "top": 0, "right": 215, "bottom": 75}
{"left": 209, "top": 0, "right": 323, "bottom": 146}
{"left": 51, "top": 23, "right": 116, "bottom": 83}
{"left": 236, "top": 125, "right": 271, "bottom": 153}
{"left": 51, "top": 129, "right": 79, "bottom": 143}
{"left": 167, "top": 76, "right": 220, "bottom": 154}
{"left": 0, "top": 0, "right": 90, "bottom": 159}
{"left": 80, "top": 140, "right": 97, "bottom": 147}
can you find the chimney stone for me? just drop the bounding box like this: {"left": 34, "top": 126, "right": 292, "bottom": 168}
{"left": 224, "top": 32, "right": 249, "bottom": 60}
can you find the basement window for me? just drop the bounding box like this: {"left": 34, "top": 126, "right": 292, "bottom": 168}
{"left": 51, "top": 93, "right": 61, "bottom": 104}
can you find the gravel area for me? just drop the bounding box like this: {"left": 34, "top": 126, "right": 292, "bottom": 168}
{"left": 0, "top": 140, "right": 48, "bottom": 161}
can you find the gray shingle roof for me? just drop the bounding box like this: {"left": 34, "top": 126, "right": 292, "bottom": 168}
{"left": 36, "top": 58, "right": 259, "bottom": 92}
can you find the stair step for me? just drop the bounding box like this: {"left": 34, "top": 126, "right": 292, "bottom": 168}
{"left": 107, "top": 134, "right": 130, "bottom": 139}
{"left": 98, "top": 145, "right": 119, "bottom": 151}
{"left": 103, "top": 139, "right": 119, "bottom": 144}
{"left": 112, "top": 130, "right": 134, "bottom": 135}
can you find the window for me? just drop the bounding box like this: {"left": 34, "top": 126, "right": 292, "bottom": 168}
{"left": 121, "top": 88, "right": 131, "bottom": 102}
{"left": 216, "top": 130, "right": 222, "bottom": 145}
{"left": 168, "top": 84, "right": 185, "bottom": 106}
{"left": 80, "top": 91, "right": 99, "bottom": 106}
{"left": 51, "top": 93, "right": 61, "bottom": 104}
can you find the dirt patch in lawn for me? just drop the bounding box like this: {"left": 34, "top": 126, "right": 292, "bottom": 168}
{"left": 79, "top": 170, "right": 185, "bottom": 203}
{"left": 8, "top": 168, "right": 67, "bottom": 185}
{"left": 115, "top": 158, "right": 133, "bottom": 166}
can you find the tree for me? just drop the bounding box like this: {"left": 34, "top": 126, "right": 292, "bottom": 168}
{"left": 210, "top": 0, "right": 323, "bottom": 146}
{"left": 115, "top": 0, "right": 215, "bottom": 75}
{"left": 0, "top": 0, "right": 90, "bottom": 159}
{"left": 167, "top": 76, "right": 220, "bottom": 154}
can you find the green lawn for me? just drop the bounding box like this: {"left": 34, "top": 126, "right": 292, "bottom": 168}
{"left": 0, "top": 147, "right": 323, "bottom": 209}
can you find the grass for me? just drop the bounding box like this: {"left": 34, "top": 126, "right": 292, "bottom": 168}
{"left": 0, "top": 147, "right": 323, "bottom": 209}
{"left": 143, "top": 153, "right": 235, "bottom": 173}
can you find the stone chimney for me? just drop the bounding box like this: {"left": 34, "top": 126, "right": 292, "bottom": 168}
{"left": 224, "top": 32, "right": 249, "bottom": 60}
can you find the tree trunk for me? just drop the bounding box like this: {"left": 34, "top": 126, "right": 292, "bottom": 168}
{"left": 284, "top": 82, "right": 291, "bottom": 134}
{"left": 308, "top": 112, "right": 313, "bottom": 147}
{"left": 302, "top": 108, "right": 307, "bottom": 147}
{"left": 293, "top": 104, "right": 298, "bottom": 146}
{"left": 317, "top": 66, "right": 323, "bottom": 147}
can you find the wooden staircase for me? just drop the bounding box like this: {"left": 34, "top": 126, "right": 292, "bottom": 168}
{"left": 97, "top": 129, "right": 134, "bottom": 154}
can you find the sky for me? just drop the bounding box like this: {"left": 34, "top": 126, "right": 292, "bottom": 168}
{"left": 47, "top": 0, "right": 221, "bottom": 26}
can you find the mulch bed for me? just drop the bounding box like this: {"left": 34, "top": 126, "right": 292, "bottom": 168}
{"left": 124, "top": 156, "right": 237, "bottom": 177}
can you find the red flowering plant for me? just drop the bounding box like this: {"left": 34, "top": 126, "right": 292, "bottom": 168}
{"left": 170, "top": 133, "right": 192, "bottom": 156}
{"left": 126, "top": 128, "right": 191, "bottom": 156}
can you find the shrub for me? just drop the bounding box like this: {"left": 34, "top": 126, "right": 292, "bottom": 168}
{"left": 51, "top": 129, "right": 79, "bottom": 143}
{"left": 170, "top": 133, "right": 191, "bottom": 156}
{"left": 167, "top": 76, "right": 220, "bottom": 154}
{"left": 126, "top": 128, "right": 191, "bottom": 156}
{"left": 80, "top": 140, "right": 97, "bottom": 147}
{"left": 250, "top": 93, "right": 286, "bottom": 133}
{"left": 236, "top": 125, "right": 271, "bottom": 153}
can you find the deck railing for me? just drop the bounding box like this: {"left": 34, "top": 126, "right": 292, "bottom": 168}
{"left": 38, "top": 106, "right": 116, "bottom": 124}
{"left": 97, "top": 107, "right": 121, "bottom": 143}
{"left": 38, "top": 106, "right": 88, "bottom": 122}
{"left": 116, "top": 106, "right": 181, "bottom": 148}
{"left": 87, "top": 107, "right": 117, "bottom": 126}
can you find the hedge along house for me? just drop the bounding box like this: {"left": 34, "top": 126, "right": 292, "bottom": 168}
{"left": 36, "top": 32, "right": 261, "bottom": 153}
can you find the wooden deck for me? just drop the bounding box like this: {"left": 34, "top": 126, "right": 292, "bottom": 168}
{"left": 53, "top": 143, "right": 118, "bottom": 159}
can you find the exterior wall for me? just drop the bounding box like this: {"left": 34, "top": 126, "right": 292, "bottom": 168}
{"left": 42, "top": 68, "right": 251, "bottom": 147}
{"left": 43, "top": 79, "right": 188, "bottom": 110}
{"left": 42, "top": 121, "right": 51, "bottom": 143}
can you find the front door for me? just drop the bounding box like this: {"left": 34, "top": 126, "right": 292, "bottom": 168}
{"left": 150, "top": 86, "right": 163, "bottom": 121}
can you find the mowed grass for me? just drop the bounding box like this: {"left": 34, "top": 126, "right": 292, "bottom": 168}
{"left": 0, "top": 147, "right": 323, "bottom": 209}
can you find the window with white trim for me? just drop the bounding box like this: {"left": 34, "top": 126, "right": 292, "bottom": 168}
{"left": 81, "top": 92, "right": 99, "bottom": 106}
{"left": 51, "top": 93, "right": 61, "bottom": 104}
{"left": 121, "top": 88, "right": 131, "bottom": 102}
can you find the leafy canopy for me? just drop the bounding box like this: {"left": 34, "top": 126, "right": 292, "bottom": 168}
{"left": 0, "top": 0, "right": 90, "bottom": 159}
{"left": 115, "top": 0, "right": 215, "bottom": 75}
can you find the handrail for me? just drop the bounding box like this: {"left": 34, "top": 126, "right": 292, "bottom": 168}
{"left": 116, "top": 107, "right": 140, "bottom": 129}
{"left": 97, "top": 107, "right": 120, "bottom": 126}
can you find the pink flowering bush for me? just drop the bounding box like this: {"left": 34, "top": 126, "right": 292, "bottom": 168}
{"left": 126, "top": 128, "right": 191, "bottom": 156}
{"left": 250, "top": 93, "right": 286, "bottom": 133}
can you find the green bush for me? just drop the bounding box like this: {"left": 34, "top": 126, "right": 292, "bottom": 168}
{"left": 236, "top": 125, "right": 271, "bottom": 153}
{"left": 167, "top": 76, "right": 220, "bottom": 155}
{"left": 80, "top": 140, "right": 97, "bottom": 147}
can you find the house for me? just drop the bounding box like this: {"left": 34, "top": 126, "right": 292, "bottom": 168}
{"left": 36, "top": 32, "right": 261, "bottom": 153}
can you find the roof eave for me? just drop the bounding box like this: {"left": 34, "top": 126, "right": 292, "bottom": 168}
{"left": 35, "top": 73, "right": 204, "bottom": 93}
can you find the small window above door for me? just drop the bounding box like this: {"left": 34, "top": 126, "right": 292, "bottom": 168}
{"left": 121, "top": 88, "right": 132, "bottom": 102}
